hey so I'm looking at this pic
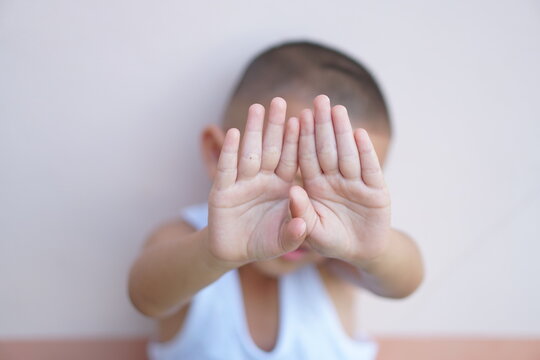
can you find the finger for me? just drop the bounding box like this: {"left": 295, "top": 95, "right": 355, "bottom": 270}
{"left": 314, "top": 95, "right": 338, "bottom": 174}
{"left": 299, "top": 109, "right": 321, "bottom": 180}
{"left": 289, "top": 185, "right": 319, "bottom": 234}
{"left": 354, "top": 128, "right": 385, "bottom": 188}
{"left": 214, "top": 128, "right": 240, "bottom": 190}
{"left": 278, "top": 217, "right": 307, "bottom": 254}
{"left": 275, "top": 117, "right": 299, "bottom": 181}
{"left": 238, "top": 104, "right": 264, "bottom": 180}
{"left": 261, "top": 97, "right": 287, "bottom": 172}
{"left": 332, "top": 105, "right": 360, "bottom": 179}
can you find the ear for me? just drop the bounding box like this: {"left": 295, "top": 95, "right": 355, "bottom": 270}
{"left": 200, "top": 125, "right": 226, "bottom": 179}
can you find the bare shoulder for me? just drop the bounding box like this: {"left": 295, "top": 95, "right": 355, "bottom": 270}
{"left": 144, "top": 219, "right": 197, "bottom": 343}
{"left": 316, "top": 260, "right": 360, "bottom": 338}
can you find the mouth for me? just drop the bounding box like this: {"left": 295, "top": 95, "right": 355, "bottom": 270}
{"left": 281, "top": 246, "right": 309, "bottom": 261}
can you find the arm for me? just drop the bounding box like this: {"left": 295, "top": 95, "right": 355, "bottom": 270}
{"left": 290, "top": 95, "right": 424, "bottom": 299}
{"left": 128, "top": 98, "right": 308, "bottom": 318}
{"left": 325, "top": 228, "right": 424, "bottom": 298}
{"left": 128, "top": 224, "right": 233, "bottom": 318}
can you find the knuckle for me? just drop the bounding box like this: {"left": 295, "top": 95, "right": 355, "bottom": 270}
{"left": 299, "top": 152, "right": 317, "bottom": 161}
{"left": 317, "top": 142, "right": 337, "bottom": 155}
{"left": 359, "top": 146, "right": 374, "bottom": 155}
{"left": 242, "top": 152, "right": 261, "bottom": 162}
{"left": 362, "top": 165, "right": 381, "bottom": 175}
{"left": 263, "top": 146, "right": 280, "bottom": 157}
{"left": 279, "top": 157, "right": 296, "bottom": 168}
{"left": 216, "top": 166, "right": 236, "bottom": 174}
{"left": 338, "top": 153, "right": 358, "bottom": 163}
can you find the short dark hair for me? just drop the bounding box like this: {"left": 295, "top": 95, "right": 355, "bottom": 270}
{"left": 223, "top": 40, "right": 392, "bottom": 136}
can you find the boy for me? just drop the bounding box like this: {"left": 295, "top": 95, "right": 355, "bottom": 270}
{"left": 128, "top": 41, "right": 424, "bottom": 359}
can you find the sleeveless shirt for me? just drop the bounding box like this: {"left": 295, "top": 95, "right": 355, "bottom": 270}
{"left": 147, "top": 203, "right": 378, "bottom": 360}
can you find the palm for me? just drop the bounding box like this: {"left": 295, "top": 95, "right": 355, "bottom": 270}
{"left": 303, "top": 172, "right": 390, "bottom": 260}
{"left": 210, "top": 174, "right": 291, "bottom": 261}
{"left": 208, "top": 99, "right": 305, "bottom": 265}
{"left": 292, "top": 95, "right": 391, "bottom": 262}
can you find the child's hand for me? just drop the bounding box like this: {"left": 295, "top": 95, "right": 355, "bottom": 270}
{"left": 207, "top": 98, "right": 307, "bottom": 266}
{"left": 290, "top": 95, "right": 391, "bottom": 264}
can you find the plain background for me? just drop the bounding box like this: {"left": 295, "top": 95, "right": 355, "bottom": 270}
{"left": 1, "top": 0, "right": 539, "bottom": 338}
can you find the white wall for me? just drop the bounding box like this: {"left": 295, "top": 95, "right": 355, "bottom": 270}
{"left": 1, "top": 0, "right": 539, "bottom": 338}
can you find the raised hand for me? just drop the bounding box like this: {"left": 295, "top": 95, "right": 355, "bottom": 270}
{"left": 290, "top": 95, "right": 392, "bottom": 263}
{"left": 207, "top": 98, "right": 307, "bottom": 266}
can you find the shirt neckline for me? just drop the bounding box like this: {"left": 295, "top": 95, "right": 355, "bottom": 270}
{"left": 232, "top": 267, "right": 290, "bottom": 358}
{"left": 306, "top": 264, "right": 378, "bottom": 347}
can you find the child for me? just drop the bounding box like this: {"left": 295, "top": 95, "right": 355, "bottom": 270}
{"left": 128, "top": 41, "right": 424, "bottom": 359}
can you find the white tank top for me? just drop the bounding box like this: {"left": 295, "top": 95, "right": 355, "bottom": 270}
{"left": 147, "top": 203, "right": 378, "bottom": 360}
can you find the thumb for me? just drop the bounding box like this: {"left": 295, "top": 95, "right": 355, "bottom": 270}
{"left": 289, "top": 185, "right": 319, "bottom": 234}
{"left": 278, "top": 217, "right": 307, "bottom": 254}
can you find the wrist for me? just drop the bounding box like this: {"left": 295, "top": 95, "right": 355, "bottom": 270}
{"left": 344, "top": 228, "right": 394, "bottom": 273}
{"left": 199, "top": 227, "right": 245, "bottom": 273}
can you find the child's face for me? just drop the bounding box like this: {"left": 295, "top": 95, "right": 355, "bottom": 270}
{"left": 201, "top": 97, "right": 391, "bottom": 277}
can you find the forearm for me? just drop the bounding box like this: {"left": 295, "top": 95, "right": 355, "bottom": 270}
{"left": 128, "top": 227, "right": 233, "bottom": 318}
{"left": 328, "top": 229, "right": 424, "bottom": 298}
